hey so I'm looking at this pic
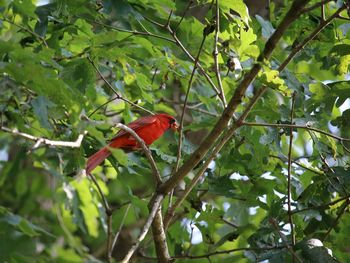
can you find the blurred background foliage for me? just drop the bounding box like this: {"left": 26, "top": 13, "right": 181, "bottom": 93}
{"left": 0, "top": 0, "right": 350, "bottom": 262}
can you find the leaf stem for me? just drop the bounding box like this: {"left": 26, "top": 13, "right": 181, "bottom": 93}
{"left": 287, "top": 92, "right": 297, "bottom": 248}
{"left": 87, "top": 56, "right": 154, "bottom": 115}
{"left": 213, "top": 0, "right": 227, "bottom": 106}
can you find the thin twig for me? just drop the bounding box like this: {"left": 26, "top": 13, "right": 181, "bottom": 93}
{"left": 115, "top": 123, "right": 162, "bottom": 185}
{"left": 188, "top": 107, "right": 219, "bottom": 117}
{"left": 85, "top": 18, "right": 176, "bottom": 43}
{"left": 142, "top": 14, "right": 226, "bottom": 105}
{"left": 321, "top": 3, "right": 326, "bottom": 22}
{"left": 222, "top": 218, "right": 239, "bottom": 228}
{"left": 161, "top": 98, "right": 218, "bottom": 116}
{"left": 287, "top": 92, "right": 296, "bottom": 248}
{"left": 170, "top": 32, "right": 225, "bottom": 105}
{"left": 341, "top": 141, "right": 350, "bottom": 154}
{"left": 337, "top": 14, "right": 350, "bottom": 21}
{"left": 2, "top": 17, "right": 48, "bottom": 47}
{"left": 0, "top": 126, "right": 87, "bottom": 148}
{"left": 151, "top": 67, "right": 158, "bottom": 84}
{"left": 300, "top": 0, "right": 333, "bottom": 14}
{"left": 121, "top": 195, "right": 164, "bottom": 263}
{"left": 88, "top": 173, "right": 112, "bottom": 214}
{"left": 87, "top": 173, "right": 113, "bottom": 261}
{"left": 322, "top": 198, "right": 350, "bottom": 241}
{"left": 242, "top": 122, "right": 350, "bottom": 142}
{"left": 107, "top": 213, "right": 113, "bottom": 262}
{"left": 165, "top": 10, "right": 173, "bottom": 28}
{"left": 175, "top": 35, "right": 207, "bottom": 173}
{"left": 88, "top": 97, "right": 119, "bottom": 118}
{"left": 213, "top": 0, "right": 227, "bottom": 106}
{"left": 278, "top": 5, "right": 346, "bottom": 71}
{"left": 270, "top": 219, "right": 303, "bottom": 263}
{"left": 270, "top": 155, "right": 324, "bottom": 175}
{"left": 166, "top": 33, "right": 208, "bottom": 238}
{"left": 110, "top": 204, "right": 131, "bottom": 258}
{"left": 173, "top": 245, "right": 287, "bottom": 259}
{"left": 87, "top": 56, "right": 154, "bottom": 115}
{"left": 173, "top": 1, "right": 193, "bottom": 33}
{"left": 292, "top": 195, "right": 350, "bottom": 215}
{"left": 143, "top": 15, "right": 166, "bottom": 28}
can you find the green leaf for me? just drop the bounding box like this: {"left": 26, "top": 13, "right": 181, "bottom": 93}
{"left": 258, "top": 68, "right": 291, "bottom": 96}
{"left": 330, "top": 44, "right": 350, "bottom": 56}
{"left": 297, "top": 239, "right": 338, "bottom": 263}
{"left": 12, "top": 0, "right": 37, "bottom": 19}
{"left": 31, "top": 96, "right": 55, "bottom": 130}
{"left": 308, "top": 81, "right": 350, "bottom": 113}
{"left": 60, "top": 59, "right": 95, "bottom": 94}
{"left": 1, "top": 212, "right": 53, "bottom": 238}
{"left": 210, "top": 231, "right": 239, "bottom": 252}
{"left": 220, "top": 0, "right": 249, "bottom": 25}
{"left": 110, "top": 148, "right": 128, "bottom": 167}
{"left": 151, "top": 148, "right": 177, "bottom": 163}
{"left": 256, "top": 15, "right": 275, "bottom": 38}
{"left": 71, "top": 178, "right": 101, "bottom": 238}
{"left": 207, "top": 174, "right": 239, "bottom": 198}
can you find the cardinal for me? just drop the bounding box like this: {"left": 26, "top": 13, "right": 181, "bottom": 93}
{"left": 86, "top": 113, "right": 178, "bottom": 173}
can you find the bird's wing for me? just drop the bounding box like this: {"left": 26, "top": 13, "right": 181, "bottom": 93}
{"left": 111, "top": 115, "right": 158, "bottom": 140}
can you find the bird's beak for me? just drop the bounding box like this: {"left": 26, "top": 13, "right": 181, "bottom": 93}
{"left": 171, "top": 122, "right": 179, "bottom": 131}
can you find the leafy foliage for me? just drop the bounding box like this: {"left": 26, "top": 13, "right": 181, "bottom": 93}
{"left": 0, "top": 0, "right": 350, "bottom": 262}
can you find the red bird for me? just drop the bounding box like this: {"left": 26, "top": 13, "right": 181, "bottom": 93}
{"left": 86, "top": 113, "right": 178, "bottom": 173}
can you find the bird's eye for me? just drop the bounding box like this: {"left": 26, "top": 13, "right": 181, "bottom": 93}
{"left": 169, "top": 119, "right": 176, "bottom": 124}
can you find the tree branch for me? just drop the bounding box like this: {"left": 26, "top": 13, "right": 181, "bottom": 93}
{"left": 0, "top": 126, "right": 87, "bottom": 148}
{"left": 158, "top": 0, "right": 310, "bottom": 195}
{"left": 113, "top": 124, "right": 169, "bottom": 261}
{"left": 167, "top": 32, "right": 208, "bottom": 231}
{"left": 121, "top": 194, "right": 164, "bottom": 263}
{"left": 164, "top": 90, "right": 262, "bottom": 228}
{"left": 151, "top": 209, "right": 170, "bottom": 263}
{"left": 163, "top": 0, "right": 344, "bottom": 231}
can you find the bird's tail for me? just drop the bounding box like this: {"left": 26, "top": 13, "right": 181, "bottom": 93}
{"left": 86, "top": 147, "right": 111, "bottom": 174}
